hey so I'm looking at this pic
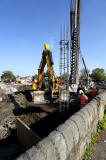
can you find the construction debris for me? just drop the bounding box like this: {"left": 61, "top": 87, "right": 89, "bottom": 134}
{"left": 0, "top": 82, "right": 18, "bottom": 94}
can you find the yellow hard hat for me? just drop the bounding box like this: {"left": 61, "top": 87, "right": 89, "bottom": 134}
{"left": 44, "top": 44, "right": 50, "bottom": 51}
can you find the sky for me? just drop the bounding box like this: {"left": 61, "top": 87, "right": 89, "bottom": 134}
{"left": 0, "top": 0, "right": 106, "bottom": 77}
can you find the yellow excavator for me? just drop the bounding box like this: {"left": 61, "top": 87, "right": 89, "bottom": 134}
{"left": 32, "top": 44, "right": 58, "bottom": 97}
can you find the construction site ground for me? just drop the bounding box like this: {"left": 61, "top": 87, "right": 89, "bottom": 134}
{"left": 88, "top": 130, "right": 106, "bottom": 160}
{"left": 0, "top": 83, "right": 80, "bottom": 160}
{"left": 0, "top": 83, "right": 105, "bottom": 160}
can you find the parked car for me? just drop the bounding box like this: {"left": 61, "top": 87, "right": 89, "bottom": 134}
{"left": 3, "top": 79, "right": 12, "bottom": 83}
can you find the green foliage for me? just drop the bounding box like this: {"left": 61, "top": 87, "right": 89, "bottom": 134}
{"left": 83, "top": 134, "right": 99, "bottom": 160}
{"left": 91, "top": 136, "right": 97, "bottom": 145}
{"left": 59, "top": 73, "right": 69, "bottom": 80}
{"left": 1, "top": 70, "right": 16, "bottom": 81}
{"left": 98, "top": 105, "right": 106, "bottom": 131}
{"left": 99, "top": 120, "right": 106, "bottom": 130}
{"left": 91, "top": 68, "right": 106, "bottom": 82}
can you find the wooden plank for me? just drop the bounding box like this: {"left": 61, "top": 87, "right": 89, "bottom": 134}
{"left": 17, "top": 118, "right": 41, "bottom": 148}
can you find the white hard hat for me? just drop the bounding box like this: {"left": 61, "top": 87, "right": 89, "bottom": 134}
{"left": 34, "top": 79, "right": 37, "bottom": 83}
{"left": 79, "top": 90, "right": 84, "bottom": 94}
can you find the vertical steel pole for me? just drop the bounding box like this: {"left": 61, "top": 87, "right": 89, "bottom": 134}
{"left": 60, "top": 25, "right": 62, "bottom": 78}
{"left": 64, "top": 24, "right": 65, "bottom": 82}
{"left": 67, "top": 25, "right": 69, "bottom": 76}
{"left": 75, "top": 0, "right": 78, "bottom": 28}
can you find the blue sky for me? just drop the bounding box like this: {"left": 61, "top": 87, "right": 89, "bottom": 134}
{"left": 0, "top": 0, "right": 106, "bottom": 76}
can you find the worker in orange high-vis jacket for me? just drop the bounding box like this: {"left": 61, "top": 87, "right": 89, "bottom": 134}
{"left": 92, "top": 86, "right": 98, "bottom": 97}
{"left": 80, "top": 90, "right": 88, "bottom": 109}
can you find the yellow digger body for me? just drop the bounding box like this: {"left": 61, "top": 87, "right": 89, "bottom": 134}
{"left": 32, "top": 44, "right": 58, "bottom": 96}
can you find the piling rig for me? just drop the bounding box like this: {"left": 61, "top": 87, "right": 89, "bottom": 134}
{"left": 69, "top": 0, "right": 81, "bottom": 92}
{"left": 59, "top": 0, "right": 81, "bottom": 108}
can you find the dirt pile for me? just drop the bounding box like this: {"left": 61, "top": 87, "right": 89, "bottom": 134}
{"left": 0, "top": 116, "right": 16, "bottom": 139}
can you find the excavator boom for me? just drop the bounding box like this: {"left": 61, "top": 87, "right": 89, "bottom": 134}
{"left": 38, "top": 49, "right": 55, "bottom": 89}
{"left": 32, "top": 44, "right": 58, "bottom": 95}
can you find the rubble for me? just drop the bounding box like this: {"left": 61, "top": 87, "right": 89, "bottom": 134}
{"left": 0, "top": 82, "right": 18, "bottom": 94}
{"left": 0, "top": 126, "right": 8, "bottom": 139}
{"left": 0, "top": 116, "right": 16, "bottom": 139}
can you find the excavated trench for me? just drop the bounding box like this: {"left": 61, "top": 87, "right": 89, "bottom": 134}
{"left": 0, "top": 91, "right": 93, "bottom": 160}
{"left": 0, "top": 129, "right": 26, "bottom": 160}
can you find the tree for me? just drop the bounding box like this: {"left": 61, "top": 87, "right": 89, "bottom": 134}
{"left": 91, "top": 68, "right": 106, "bottom": 82}
{"left": 59, "top": 73, "right": 69, "bottom": 80}
{"left": 1, "top": 71, "right": 16, "bottom": 81}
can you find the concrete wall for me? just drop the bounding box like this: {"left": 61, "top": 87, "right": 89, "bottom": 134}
{"left": 16, "top": 90, "right": 106, "bottom": 160}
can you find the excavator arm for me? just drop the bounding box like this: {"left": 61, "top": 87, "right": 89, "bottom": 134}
{"left": 33, "top": 44, "right": 58, "bottom": 93}
{"left": 38, "top": 52, "right": 46, "bottom": 88}
{"left": 38, "top": 49, "right": 55, "bottom": 88}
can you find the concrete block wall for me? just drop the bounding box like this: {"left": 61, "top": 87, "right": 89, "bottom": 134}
{"left": 16, "top": 91, "right": 106, "bottom": 160}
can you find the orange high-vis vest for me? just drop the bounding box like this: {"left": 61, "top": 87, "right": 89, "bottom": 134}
{"left": 92, "top": 88, "right": 98, "bottom": 97}
{"left": 80, "top": 94, "right": 88, "bottom": 108}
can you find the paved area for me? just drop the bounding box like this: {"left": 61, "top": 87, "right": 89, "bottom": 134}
{"left": 88, "top": 131, "right": 106, "bottom": 160}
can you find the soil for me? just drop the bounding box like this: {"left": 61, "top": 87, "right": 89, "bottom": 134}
{"left": 0, "top": 84, "right": 69, "bottom": 159}
{"left": 0, "top": 83, "right": 101, "bottom": 160}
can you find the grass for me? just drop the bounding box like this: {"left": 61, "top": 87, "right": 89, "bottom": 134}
{"left": 83, "top": 105, "right": 106, "bottom": 160}
{"left": 83, "top": 133, "right": 99, "bottom": 160}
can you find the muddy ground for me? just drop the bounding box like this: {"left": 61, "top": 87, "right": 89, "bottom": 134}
{"left": 0, "top": 83, "right": 81, "bottom": 160}
{"left": 0, "top": 83, "right": 104, "bottom": 160}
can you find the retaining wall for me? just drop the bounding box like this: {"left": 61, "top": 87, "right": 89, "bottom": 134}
{"left": 16, "top": 90, "right": 106, "bottom": 160}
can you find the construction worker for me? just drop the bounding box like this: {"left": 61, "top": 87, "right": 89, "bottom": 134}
{"left": 92, "top": 86, "right": 98, "bottom": 97}
{"left": 77, "top": 84, "right": 82, "bottom": 95}
{"left": 80, "top": 90, "right": 88, "bottom": 108}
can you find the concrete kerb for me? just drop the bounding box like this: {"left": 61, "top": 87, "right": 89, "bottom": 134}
{"left": 95, "top": 94, "right": 105, "bottom": 121}
{"left": 89, "top": 99, "right": 98, "bottom": 116}
{"left": 88, "top": 100, "right": 98, "bottom": 127}
{"left": 84, "top": 104, "right": 95, "bottom": 124}
{"left": 79, "top": 108, "right": 96, "bottom": 145}
{"left": 56, "top": 123, "right": 74, "bottom": 155}
{"left": 99, "top": 90, "right": 106, "bottom": 104}
{"left": 86, "top": 104, "right": 97, "bottom": 134}
{"left": 87, "top": 102, "right": 97, "bottom": 119}
{"left": 80, "top": 107, "right": 91, "bottom": 128}
{"left": 102, "top": 90, "right": 106, "bottom": 104}
{"left": 75, "top": 110, "right": 90, "bottom": 134}
{"left": 16, "top": 154, "right": 29, "bottom": 160}
{"left": 65, "top": 119, "right": 80, "bottom": 146}
{"left": 87, "top": 103, "right": 98, "bottom": 133}
{"left": 36, "top": 137, "right": 58, "bottom": 160}
{"left": 16, "top": 146, "right": 45, "bottom": 160}
{"left": 48, "top": 130, "right": 67, "bottom": 160}
{"left": 70, "top": 114, "right": 86, "bottom": 140}
{"left": 97, "top": 90, "right": 106, "bottom": 105}
{"left": 56, "top": 113, "right": 90, "bottom": 160}
{"left": 26, "top": 146, "right": 45, "bottom": 160}
{"left": 88, "top": 99, "right": 98, "bottom": 121}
